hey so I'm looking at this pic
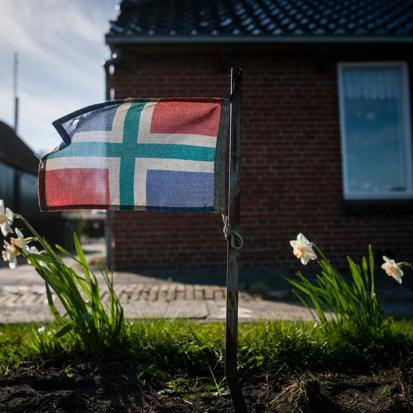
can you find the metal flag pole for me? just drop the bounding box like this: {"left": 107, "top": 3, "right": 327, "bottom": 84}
{"left": 225, "top": 67, "right": 247, "bottom": 412}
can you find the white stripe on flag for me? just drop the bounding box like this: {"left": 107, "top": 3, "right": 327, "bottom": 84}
{"left": 137, "top": 102, "right": 217, "bottom": 148}
{"left": 134, "top": 158, "right": 214, "bottom": 206}
{"left": 45, "top": 157, "right": 121, "bottom": 205}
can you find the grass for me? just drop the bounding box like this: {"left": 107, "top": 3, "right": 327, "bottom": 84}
{"left": 1, "top": 319, "right": 413, "bottom": 381}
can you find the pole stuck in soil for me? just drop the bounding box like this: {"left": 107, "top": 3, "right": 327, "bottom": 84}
{"left": 225, "top": 67, "right": 247, "bottom": 412}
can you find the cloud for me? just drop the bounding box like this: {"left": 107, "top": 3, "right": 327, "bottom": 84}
{"left": 0, "top": 83, "right": 83, "bottom": 152}
{"left": 0, "top": 0, "right": 118, "bottom": 151}
{"left": 0, "top": 0, "right": 113, "bottom": 88}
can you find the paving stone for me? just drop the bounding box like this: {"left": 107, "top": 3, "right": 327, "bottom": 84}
{"left": 166, "top": 284, "right": 177, "bottom": 302}
{"left": 175, "top": 284, "right": 186, "bottom": 300}
{"left": 140, "top": 286, "right": 150, "bottom": 301}
{"left": 204, "top": 286, "right": 214, "bottom": 300}
{"left": 1, "top": 294, "right": 19, "bottom": 306}
{"left": 213, "top": 287, "right": 226, "bottom": 300}
{"left": 158, "top": 284, "right": 169, "bottom": 302}
{"left": 194, "top": 286, "right": 204, "bottom": 300}
{"left": 131, "top": 283, "right": 144, "bottom": 300}
{"left": 185, "top": 285, "right": 194, "bottom": 300}
{"left": 148, "top": 285, "right": 160, "bottom": 301}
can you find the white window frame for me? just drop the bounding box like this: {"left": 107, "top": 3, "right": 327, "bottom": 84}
{"left": 337, "top": 61, "right": 413, "bottom": 200}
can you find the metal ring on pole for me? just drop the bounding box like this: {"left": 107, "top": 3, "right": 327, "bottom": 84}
{"left": 222, "top": 213, "right": 244, "bottom": 250}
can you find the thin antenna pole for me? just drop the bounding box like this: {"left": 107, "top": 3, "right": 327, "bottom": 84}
{"left": 225, "top": 67, "right": 247, "bottom": 412}
{"left": 13, "top": 52, "right": 19, "bottom": 133}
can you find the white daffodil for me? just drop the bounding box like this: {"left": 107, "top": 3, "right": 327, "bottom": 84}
{"left": 37, "top": 326, "right": 46, "bottom": 334}
{"left": 0, "top": 200, "right": 14, "bottom": 237}
{"left": 27, "top": 245, "right": 47, "bottom": 267}
{"left": 28, "top": 245, "right": 45, "bottom": 255}
{"left": 2, "top": 240, "right": 18, "bottom": 269}
{"left": 381, "top": 256, "right": 403, "bottom": 284}
{"left": 10, "top": 228, "right": 30, "bottom": 254}
{"left": 290, "top": 233, "right": 317, "bottom": 265}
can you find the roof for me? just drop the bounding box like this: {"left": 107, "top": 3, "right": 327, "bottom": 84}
{"left": 106, "top": 0, "right": 413, "bottom": 45}
{"left": 0, "top": 121, "right": 38, "bottom": 175}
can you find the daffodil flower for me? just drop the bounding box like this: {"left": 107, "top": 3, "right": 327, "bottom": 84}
{"left": 10, "top": 228, "right": 31, "bottom": 254}
{"left": 27, "top": 245, "right": 47, "bottom": 267}
{"left": 0, "top": 200, "right": 14, "bottom": 237}
{"left": 381, "top": 256, "right": 403, "bottom": 284}
{"left": 290, "top": 233, "right": 317, "bottom": 265}
{"left": 28, "top": 245, "right": 44, "bottom": 255}
{"left": 2, "top": 240, "right": 18, "bottom": 269}
{"left": 37, "top": 326, "right": 46, "bottom": 334}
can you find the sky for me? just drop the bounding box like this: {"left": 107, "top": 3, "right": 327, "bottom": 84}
{"left": 0, "top": 0, "right": 119, "bottom": 153}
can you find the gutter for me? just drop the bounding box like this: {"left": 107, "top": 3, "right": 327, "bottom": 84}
{"left": 106, "top": 35, "right": 413, "bottom": 45}
{"left": 103, "top": 52, "right": 121, "bottom": 270}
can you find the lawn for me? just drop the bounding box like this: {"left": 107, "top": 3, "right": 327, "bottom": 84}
{"left": 1, "top": 319, "right": 413, "bottom": 412}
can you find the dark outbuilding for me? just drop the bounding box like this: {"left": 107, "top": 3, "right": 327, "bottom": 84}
{"left": 0, "top": 121, "right": 38, "bottom": 216}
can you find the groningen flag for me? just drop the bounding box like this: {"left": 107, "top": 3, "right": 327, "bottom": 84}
{"left": 39, "top": 98, "right": 229, "bottom": 212}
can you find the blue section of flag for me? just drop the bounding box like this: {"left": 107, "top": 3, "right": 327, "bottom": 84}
{"left": 146, "top": 170, "right": 214, "bottom": 208}
{"left": 76, "top": 105, "right": 118, "bottom": 132}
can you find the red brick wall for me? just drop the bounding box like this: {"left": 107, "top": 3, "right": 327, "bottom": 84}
{"left": 110, "top": 50, "right": 413, "bottom": 275}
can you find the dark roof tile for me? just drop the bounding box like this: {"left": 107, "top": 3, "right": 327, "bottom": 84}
{"left": 106, "top": 0, "right": 413, "bottom": 43}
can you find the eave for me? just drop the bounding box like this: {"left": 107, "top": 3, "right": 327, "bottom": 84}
{"left": 106, "top": 34, "right": 413, "bottom": 46}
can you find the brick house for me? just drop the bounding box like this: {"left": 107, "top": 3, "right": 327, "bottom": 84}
{"left": 104, "top": 0, "right": 413, "bottom": 282}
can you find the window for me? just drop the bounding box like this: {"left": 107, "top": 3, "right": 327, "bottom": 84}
{"left": 338, "top": 62, "right": 412, "bottom": 200}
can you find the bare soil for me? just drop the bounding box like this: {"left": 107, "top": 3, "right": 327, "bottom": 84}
{"left": 0, "top": 362, "right": 412, "bottom": 412}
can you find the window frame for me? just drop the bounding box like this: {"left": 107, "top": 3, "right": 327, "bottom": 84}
{"left": 337, "top": 61, "right": 413, "bottom": 200}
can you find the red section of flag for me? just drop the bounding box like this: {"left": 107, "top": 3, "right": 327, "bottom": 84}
{"left": 150, "top": 101, "right": 221, "bottom": 136}
{"left": 44, "top": 169, "right": 109, "bottom": 208}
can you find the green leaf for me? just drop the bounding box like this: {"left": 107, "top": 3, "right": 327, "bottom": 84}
{"left": 55, "top": 312, "right": 92, "bottom": 338}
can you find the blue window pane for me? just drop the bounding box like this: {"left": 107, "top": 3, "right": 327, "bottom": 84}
{"left": 340, "top": 66, "right": 409, "bottom": 195}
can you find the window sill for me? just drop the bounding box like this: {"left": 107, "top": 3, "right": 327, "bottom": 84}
{"left": 343, "top": 198, "right": 413, "bottom": 215}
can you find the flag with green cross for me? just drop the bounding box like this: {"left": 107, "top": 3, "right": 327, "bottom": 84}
{"left": 39, "top": 98, "right": 229, "bottom": 212}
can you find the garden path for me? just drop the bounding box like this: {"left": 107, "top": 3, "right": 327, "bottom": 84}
{"left": 1, "top": 242, "right": 412, "bottom": 323}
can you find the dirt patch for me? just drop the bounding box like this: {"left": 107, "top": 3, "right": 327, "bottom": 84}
{"left": 0, "top": 363, "right": 412, "bottom": 412}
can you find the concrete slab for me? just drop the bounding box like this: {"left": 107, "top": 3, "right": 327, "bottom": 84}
{"left": 124, "top": 301, "right": 209, "bottom": 319}
{"left": 0, "top": 306, "right": 53, "bottom": 323}
{"left": 205, "top": 300, "right": 313, "bottom": 321}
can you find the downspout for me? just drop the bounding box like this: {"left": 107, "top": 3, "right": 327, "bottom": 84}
{"left": 103, "top": 51, "right": 120, "bottom": 269}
